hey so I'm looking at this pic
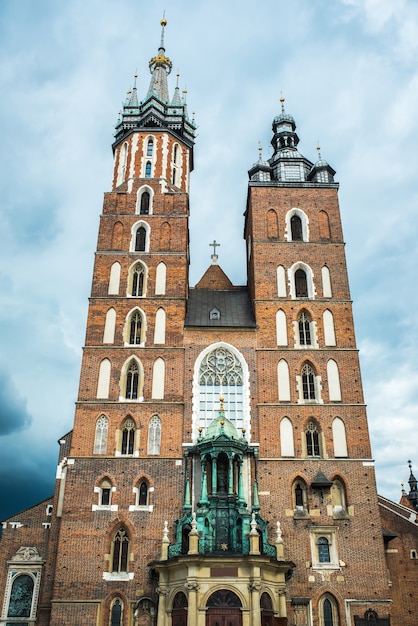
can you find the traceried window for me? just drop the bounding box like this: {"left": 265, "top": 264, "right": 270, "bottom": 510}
{"left": 129, "top": 311, "right": 143, "bottom": 345}
{"left": 125, "top": 361, "right": 139, "bottom": 400}
{"left": 306, "top": 420, "right": 321, "bottom": 456}
{"left": 131, "top": 263, "right": 145, "bottom": 296}
{"left": 298, "top": 310, "right": 312, "bottom": 345}
{"left": 302, "top": 363, "right": 316, "bottom": 400}
{"left": 198, "top": 346, "right": 244, "bottom": 430}
{"left": 112, "top": 527, "right": 130, "bottom": 572}
{"left": 148, "top": 415, "right": 161, "bottom": 455}
{"left": 94, "top": 415, "right": 108, "bottom": 454}
{"left": 121, "top": 418, "right": 135, "bottom": 454}
{"left": 291, "top": 214, "right": 303, "bottom": 240}
{"left": 135, "top": 226, "right": 146, "bottom": 252}
{"left": 295, "top": 268, "right": 308, "bottom": 297}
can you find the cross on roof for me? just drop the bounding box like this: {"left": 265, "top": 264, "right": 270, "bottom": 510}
{"left": 210, "top": 240, "right": 220, "bottom": 256}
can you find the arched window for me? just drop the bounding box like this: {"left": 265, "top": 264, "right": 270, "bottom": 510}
{"left": 94, "top": 415, "right": 108, "bottom": 454}
{"left": 135, "top": 226, "right": 146, "bottom": 251}
{"left": 148, "top": 415, "right": 161, "bottom": 454}
{"left": 97, "top": 359, "right": 111, "bottom": 399}
{"left": 154, "top": 308, "right": 166, "bottom": 344}
{"left": 121, "top": 418, "right": 135, "bottom": 455}
{"left": 298, "top": 310, "right": 312, "bottom": 345}
{"left": 145, "top": 161, "right": 152, "bottom": 177}
{"left": 331, "top": 478, "right": 347, "bottom": 516}
{"left": 295, "top": 268, "right": 308, "bottom": 297}
{"left": 267, "top": 209, "right": 279, "bottom": 239}
{"left": 140, "top": 191, "right": 150, "bottom": 215}
{"left": 318, "top": 536, "right": 330, "bottom": 563}
{"left": 306, "top": 420, "right": 321, "bottom": 456}
{"left": 159, "top": 221, "right": 171, "bottom": 250}
{"left": 302, "top": 363, "right": 316, "bottom": 401}
{"left": 327, "top": 359, "right": 341, "bottom": 402}
{"left": 291, "top": 214, "right": 303, "bottom": 240}
{"left": 152, "top": 358, "right": 165, "bottom": 399}
{"left": 323, "top": 309, "right": 336, "bottom": 346}
{"left": 280, "top": 416, "right": 294, "bottom": 456}
{"left": 116, "top": 142, "right": 128, "bottom": 186}
{"left": 98, "top": 478, "right": 112, "bottom": 506}
{"left": 108, "top": 262, "right": 121, "bottom": 295}
{"left": 319, "top": 210, "right": 331, "bottom": 240}
{"left": 125, "top": 361, "right": 139, "bottom": 400}
{"left": 129, "top": 310, "right": 143, "bottom": 345}
{"left": 196, "top": 345, "right": 246, "bottom": 432}
{"left": 172, "top": 592, "right": 188, "bottom": 626}
{"left": 110, "top": 597, "right": 123, "bottom": 626}
{"left": 277, "top": 265, "right": 287, "bottom": 297}
{"left": 103, "top": 308, "right": 116, "bottom": 344}
{"left": 138, "top": 481, "right": 149, "bottom": 506}
{"left": 7, "top": 574, "right": 34, "bottom": 619}
{"left": 112, "top": 527, "right": 130, "bottom": 572}
{"left": 130, "top": 262, "right": 146, "bottom": 297}
{"left": 120, "top": 357, "right": 144, "bottom": 402}
{"left": 332, "top": 417, "right": 348, "bottom": 457}
{"left": 111, "top": 221, "right": 123, "bottom": 249}
{"left": 322, "top": 265, "right": 332, "bottom": 297}
{"left": 278, "top": 359, "right": 291, "bottom": 402}
{"left": 155, "top": 262, "right": 167, "bottom": 295}
{"left": 292, "top": 478, "right": 308, "bottom": 517}
{"left": 146, "top": 138, "right": 154, "bottom": 157}
{"left": 276, "top": 309, "right": 288, "bottom": 346}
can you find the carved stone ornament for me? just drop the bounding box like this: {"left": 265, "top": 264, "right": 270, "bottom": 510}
{"left": 248, "top": 581, "right": 262, "bottom": 592}
{"left": 184, "top": 580, "right": 200, "bottom": 591}
{"left": 11, "top": 547, "right": 43, "bottom": 562}
{"left": 156, "top": 587, "right": 170, "bottom": 596}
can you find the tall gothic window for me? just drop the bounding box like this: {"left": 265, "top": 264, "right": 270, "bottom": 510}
{"left": 93, "top": 415, "right": 108, "bottom": 454}
{"left": 198, "top": 346, "right": 244, "bottom": 430}
{"left": 121, "top": 418, "right": 135, "bottom": 455}
{"left": 135, "top": 226, "right": 146, "bottom": 252}
{"left": 125, "top": 361, "right": 139, "bottom": 400}
{"left": 298, "top": 310, "right": 312, "bottom": 345}
{"left": 140, "top": 191, "right": 150, "bottom": 215}
{"left": 112, "top": 527, "right": 130, "bottom": 572}
{"left": 138, "top": 481, "right": 149, "bottom": 506}
{"left": 306, "top": 420, "right": 321, "bottom": 456}
{"left": 146, "top": 138, "right": 154, "bottom": 156}
{"left": 129, "top": 311, "right": 143, "bottom": 345}
{"left": 302, "top": 363, "right": 316, "bottom": 400}
{"left": 110, "top": 598, "right": 123, "bottom": 626}
{"left": 145, "top": 161, "right": 152, "bottom": 177}
{"left": 291, "top": 214, "right": 303, "bottom": 240}
{"left": 148, "top": 415, "right": 161, "bottom": 454}
{"left": 295, "top": 268, "right": 308, "bottom": 297}
{"left": 131, "top": 263, "right": 145, "bottom": 296}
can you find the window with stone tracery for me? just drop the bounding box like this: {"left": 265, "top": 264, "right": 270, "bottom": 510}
{"left": 198, "top": 346, "right": 244, "bottom": 431}
{"left": 94, "top": 415, "right": 108, "bottom": 454}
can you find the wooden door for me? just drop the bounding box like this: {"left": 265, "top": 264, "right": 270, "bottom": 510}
{"left": 206, "top": 608, "right": 242, "bottom": 626}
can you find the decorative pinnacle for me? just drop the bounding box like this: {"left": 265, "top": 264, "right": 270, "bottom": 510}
{"left": 280, "top": 96, "right": 285, "bottom": 113}
{"left": 219, "top": 396, "right": 224, "bottom": 412}
{"left": 316, "top": 144, "right": 322, "bottom": 159}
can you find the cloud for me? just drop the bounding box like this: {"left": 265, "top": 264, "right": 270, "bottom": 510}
{"left": 0, "top": 370, "right": 32, "bottom": 436}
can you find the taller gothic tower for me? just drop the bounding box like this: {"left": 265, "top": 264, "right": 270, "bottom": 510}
{"left": 0, "top": 21, "right": 396, "bottom": 626}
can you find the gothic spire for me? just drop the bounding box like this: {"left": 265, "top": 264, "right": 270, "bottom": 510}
{"left": 147, "top": 17, "right": 172, "bottom": 103}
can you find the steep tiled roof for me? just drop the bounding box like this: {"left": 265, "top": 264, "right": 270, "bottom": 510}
{"left": 195, "top": 264, "right": 234, "bottom": 290}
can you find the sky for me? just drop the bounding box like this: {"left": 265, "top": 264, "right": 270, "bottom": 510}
{"left": 0, "top": 0, "right": 417, "bottom": 522}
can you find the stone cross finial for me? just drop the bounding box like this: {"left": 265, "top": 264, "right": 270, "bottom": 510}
{"left": 209, "top": 240, "right": 220, "bottom": 255}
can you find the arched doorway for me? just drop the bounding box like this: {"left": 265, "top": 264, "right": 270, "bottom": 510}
{"left": 206, "top": 589, "right": 242, "bottom": 626}
{"left": 260, "top": 592, "right": 274, "bottom": 626}
{"left": 172, "top": 592, "right": 188, "bottom": 626}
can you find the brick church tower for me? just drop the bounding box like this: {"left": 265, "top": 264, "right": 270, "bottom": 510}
{"left": 0, "top": 20, "right": 395, "bottom": 626}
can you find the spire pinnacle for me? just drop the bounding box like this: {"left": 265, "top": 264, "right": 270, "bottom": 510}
{"left": 160, "top": 13, "right": 167, "bottom": 49}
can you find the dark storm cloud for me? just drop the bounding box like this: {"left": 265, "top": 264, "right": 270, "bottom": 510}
{"left": 0, "top": 371, "right": 32, "bottom": 435}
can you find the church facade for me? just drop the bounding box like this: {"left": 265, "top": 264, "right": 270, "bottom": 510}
{"left": 1, "top": 20, "right": 416, "bottom": 626}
